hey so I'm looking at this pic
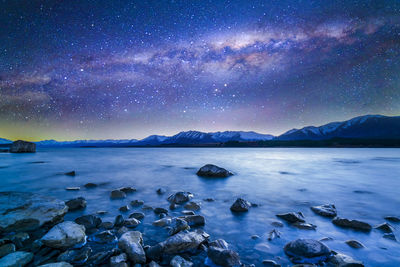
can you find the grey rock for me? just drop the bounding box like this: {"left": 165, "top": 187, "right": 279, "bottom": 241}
{"left": 182, "top": 210, "right": 195, "bottom": 215}
{"left": 292, "top": 222, "right": 317, "bottom": 230}
{"left": 171, "top": 255, "right": 193, "bottom": 267}
{"left": 10, "top": 140, "right": 36, "bottom": 153}
{"left": 10, "top": 232, "right": 29, "bottom": 248}
{"left": 184, "top": 202, "right": 201, "bottom": 211}
{"left": 180, "top": 215, "right": 205, "bottom": 226}
{"left": 41, "top": 221, "right": 86, "bottom": 249}
{"left": 207, "top": 246, "right": 241, "bottom": 267}
{"left": 124, "top": 218, "right": 141, "bottom": 228}
{"left": 110, "top": 253, "right": 127, "bottom": 267}
{"left": 0, "top": 243, "right": 16, "bottom": 258}
{"left": 168, "top": 218, "right": 189, "bottom": 235}
{"left": 0, "top": 192, "right": 67, "bottom": 233}
{"left": 284, "top": 239, "right": 331, "bottom": 264}
{"left": 89, "top": 249, "right": 119, "bottom": 265}
{"left": 57, "top": 247, "right": 91, "bottom": 264}
{"left": 276, "top": 212, "right": 305, "bottom": 223}
{"left": 149, "top": 261, "right": 161, "bottom": 267}
{"left": 130, "top": 200, "right": 144, "bottom": 207}
{"left": 118, "top": 231, "right": 146, "bottom": 264}
{"left": 310, "top": 204, "right": 337, "bottom": 217}
{"left": 327, "top": 252, "right": 364, "bottom": 266}
{"left": 92, "top": 230, "right": 118, "bottom": 243}
{"left": 167, "top": 192, "right": 193, "bottom": 204}
{"left": 65, "top": 197, "right": 86, "bottom": 211}
{"left": 374, "top": 222, "right": 394, "bottom": 233}
{"left": 230, "top": 198, "right": 251, "bottom": 212}
{"left": 74, "top": 214, "right": 102, "bottom": 230}
{"left": 345, "top": 240, "right": 364, "bottom": 249}
{"left": 129, "top": 212, "right": 145, "bottom": 220}
{"left": 110, "top": 190, "right": 126, "bottom": 199}
{"left": 332, "top": 217, "right": 372, "bottom": 231}
{"left": 153, "top": 217, "right": 172, "bottom": 227}
{"left": 271, "top": 221, "right": 284, "bottom": 227}
{"left": 0, "top": 251, "right": 33, "bottom": 267}
{"left": 196, "top": 164, "right": 233, "bottom": 177}
{"left": 209, "top": 239, "right": 229, "bottom": 249}
{"left": 118, "top": 226, "right": 130, "bottom": 235}
{"left": 38, "top": 262, "right": 73, "bottom": 267}
{"left": 267, "top": 229, "right": 281, "bottom": 241}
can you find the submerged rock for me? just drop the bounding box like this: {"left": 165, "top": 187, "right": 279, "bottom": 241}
{"left": 119, "top": 205, "right": 130, "bottom": 212}
{"left": 84, "top": 183, "right": 97, "bottom": 188}
{"left": 167, "top": 192, "right": 193, "bottom": 204}
{"left": 10, "top": 140, "right": 36, "bottom": 153}
{"left": 74, "top": 214, "right": 102, "bottom": 230}
{"left": 110, "top": 190, "right": 126, "bottom": 199}
{"left": 171, "top": 255, "right": 193, "bottom": 267}
{"left": 184, "top": 201, "right": 201, "bottom": 211}
{"left": 64, "top": 171, "right": 76, "bottom": 176}
{"left": 41, "top": 221, "right": 86, "bottom": 249}
{"left": 374, "top": 222, "right": 394, "bottom": 233}
{"left": 65, "top": 197, "right": 86, "bottom": 211}
{"left": 154, "top": 207, "right": 168, "bottom": 215}
{"left": 284, "top": 239, "right": 331, "bottom": 264}
{"left": 0, "top": 192, "right": 68, "bottom": 233}
{"left": 345, "top": 240, "right": 364, "bottom": 249}
{"left": 383, "top": 233, "right": 397, "bottom": 241}
{"left": 118, "top": 231, "right": 146, "bottom": 264}
{"left": 230, "top": 198, "right": 251, "bottom": 212}
{"left": 114, "top": 215, "right": 125, "bottom": 227}
{"left": 276, "top": 212, "right": 305, "bottom": 223}
{"left": 0, "top": 251, "right": 33, "bottom": 267}
{"left": 310, "top": 204, "right": 337, "bottom": 217}
{"left": 196, "top": 164, "right": 233, "bottom": 177}
{"left": 332, "top": 217, "right": 372, "bottom": 231}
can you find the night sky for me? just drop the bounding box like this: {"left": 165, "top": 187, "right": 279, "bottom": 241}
{"left": 1, "top": 0, "right": 400, "bottom": 141}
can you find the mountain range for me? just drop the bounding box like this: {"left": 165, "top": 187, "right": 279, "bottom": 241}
{"left": 1, "top": 115, "right": 399, "bottom": 147}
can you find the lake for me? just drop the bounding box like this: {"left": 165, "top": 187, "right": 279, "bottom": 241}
{"left": 1, "top": 147, "right": 399, "bottom": 266}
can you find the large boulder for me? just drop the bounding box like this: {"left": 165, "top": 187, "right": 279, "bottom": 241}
{"left": 284, "top": 239, "right": 331, "bottom": 264}
{"left": 0, "top": 192, "right": 68, "bottom": 233}
{"left": 41, "top": 221, "right": 86, "bottom": 249}
{"left": 118, "top": 231, "right": 146, "bottom": 264}
{"left": 332, "top": 217, "right": 372, "bottom": 231}
{"left": 196, "top": 164, "right": 233, "bottom": 177}
{"left": 230, "top": 198, "right": 251, "bottom": 212}
{"left": 9, "top": 140, "right": 36, "bottom": 153}
{"left": 310, "top": 204, "right": 337, "bottom": 217}
{"left": 0, "top": 251, "right": 33, "bottom": 267}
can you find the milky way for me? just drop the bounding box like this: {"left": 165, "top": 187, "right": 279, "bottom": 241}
{"left": 1, "top": 0, "right": 400, "bottom": 140}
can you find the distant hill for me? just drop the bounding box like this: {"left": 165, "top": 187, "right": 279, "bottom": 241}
{"left": 276, "top": 115, "right": 400, "bottom": 140}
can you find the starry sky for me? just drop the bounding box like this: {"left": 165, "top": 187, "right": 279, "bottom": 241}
{"left": 1, "top": 0, "right": 400, "bottom": 141}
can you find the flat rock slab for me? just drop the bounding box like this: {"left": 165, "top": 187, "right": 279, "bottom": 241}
{"left": 0, "top": 192, "right": 68, "bottom": 233}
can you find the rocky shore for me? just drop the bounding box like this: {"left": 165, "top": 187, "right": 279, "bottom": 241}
{"left": 0, "top": 164, "right": 398, "bottom": 266}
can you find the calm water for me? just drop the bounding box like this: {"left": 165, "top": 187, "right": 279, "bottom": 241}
{"left": 1, "top": 148, "right": 400, "bottom": 266}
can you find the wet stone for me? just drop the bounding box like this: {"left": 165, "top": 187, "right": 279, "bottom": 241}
{"left": 276, "top": 212, "right": 305, "bottom": 223}
{"left": 167, "top": 192, "right": 193, "bottom": 204}
{"left": 119, "top": 205, "right": 130, "bottom": 212}
{"left": 374, "top": 222, "right": 394, "bottom": 233}
{"left": 332, "top": 217, "right": 372, "bottom": 231}
{"left": 184, "top": 201, "right": 201, "bottom": 211}
{"left": 75, "top": 214, "right": 102, "bottom": 230}
{"left": 230, "top": 198, "right": 251, "bottom": 212}
{"left": 345, "top": 240, "right": 364, "bottom": 249}
{"left": 124, "top": 218, "right": 141, "bottom": 228}
{"left": 110, "top": 190, "right": 126, "bottom": 199}
{"left": 384, "top": 216, "right": 400, "bottom": 223}
{"left": 129, "top": 212, "right": 145, "bottom": 220}
{"left": 114, "top": 215, "right": 125, "bottom": 227}
{"left": 0, "top": 251, "right": 33, "bottom": 267}
{"left": 92, "top": 230, "right": 118, "bottom": 244}
{"left": 130, "top": 200, "right": 144, "bottom": 207}
{"left": 310, "top": 204, "right": 337, "bottom": 217}
{"left": 84, "top": 183, "right": 98, "bottom": 188}
{"left": 65, "top": 197, "right": 87, "bottom": 211}
{"left": 156, "top": 188, "right": 166, "bottom": 195}
{"left": 119, "top": 187, "right": 136, "bottom": 194}
{"left": 154, "top": 207, "right": 168, "bottom": 215}
{"left": 0, "top": 243, "right": 16, "bottom": 258}
{"left": 57, "top": 247, "right": 92, "bottom": 265}
{"left": 284, "top": 239, "right": 331, "bottom": 264}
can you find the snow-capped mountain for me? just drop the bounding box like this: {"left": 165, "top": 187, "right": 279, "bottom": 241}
{"left": 277, "top": 115, "right": 400, "bottom": 140}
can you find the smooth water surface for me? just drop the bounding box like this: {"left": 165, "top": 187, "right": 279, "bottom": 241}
{"left": 1, "top": 148, "right": 400, "bottom": 266}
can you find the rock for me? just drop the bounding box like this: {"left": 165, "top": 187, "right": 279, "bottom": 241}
{"left": 38, "top": 262, "right": 73, "bottom": 267}
{"left": 383, "top": 233, "right": 397, "bottom": 241}
{"left": 262, "top": 260, "right": 280, "bottom": 266}
{"left": 384, "top": 216, "right": 400, "bottom": 223}
{"left": 271, "top": 221, "right": 284, "bottom": 227}
{"left": 9, "top": 232, "right": 29, "bottom": 249}
{"left": 251, "top": 235, "right": 260, "bottom": 240}
{"left": 180, "top": 215, "right": 205, "bottom": 226}
{"left": 209, "top": 239, "right": 229, "bottom": 249}
{"left": 41, "top": 221, "right": 86, "bottom": 249}
{"left": 64, "top": 171, "right": 76, "bottom": 176}
{"left": 156, "top": 188, "right": 166, "bottom": 195}
{"left": 276, "top": 212, "right": 305, "bottom": 223}
{"left": 114, "top": 215, "right": 125, "bottom": 227}
{"left": 119, "top": 205, "right": 130, "bottom": 212}
{"left": 327, "top": 252, "right": 364, "bottom": 266}
{"left": 374, "top": 222, "right": 394, "bottom": 233}
{"left": 319, "top": 237, "right": 333, "bottom": 242}
{"left": 100, "top": 221, "right": 114, "bottom": 229}
{"left": 171, "top": 255, "right": 193, "bottom": 267}
{"left": 230, "top": 198, "right": 251, "bottom": 212}
{"left": 345, "top": 240, "right": 364, "bottom": 249}
{"left": 332, "top": 217, "right": 372, "bottom": 231}
{"left": 0, "top": 243, "right": 15, "bottom": 258}
{"left": 196, "top": 164, "right": 233, "bottom": 177}
{"left": 184, "top": 201, "right": 201, "bottom": 211}
{"left": 111, "top": 190, "right": 126, "bottom": 199}
{"left": 110, "top": 253, "right": 128, "bottom": 267}
{"left": 65, "top": 197, "right": 87, "bottom": 211}
{"left": 207, "top": 246, "right": 241, "bottom": 267}
{"left": 118, "top": 231, "right": 146, "bottom": 264}
{"left": 75, "top": 214, "right": 102, "bottom": 230}
{"left": 84, "top": 183, "right": 97, "bottom": 188}
{"left": 32, "top": 246, "right": 60, "bottom": 265}
{"left": 149, "top": 261, "right": 161, "bottom": 267}
{"left": 154, "top": 207, "right": 168, "bottom": 215}
{"left": 130, "top": 200, "right": 144, "bottom": 207}
{"left": 0, "top": 192, "right": 68, "bottom": 233}
{"left": 97, "top": 210, "right": 108, "bottom": 215}
{"left": 92, "top": 230, "right": 118, "bottom": 243}
{"left": 204, "top": 198, "right": 215, "bottom": 202}
{"left": 89, "top": 249, "right": 118, "bottom": 265}
{"left": 292, "top": 222, "right": 317, "bottom": 230}
{"left": 57, "top": 247, "right": 91, "bottom": 264}
{"left": 124, "top": 218, "right": 141, "bottom": 228}
{"left": 167, "top": 192, "right": 193, "bottom": 204}
{"left": 129, "top": 212, "right": 145, "bottom": 220}
{"left": 120, "top": 187, "right": 136, "bottom": 194}
{"left": 182, "top": 210, "right": 195, "bottom": 215}
{"left": 142, "top": 205, "right": 153, "bottom": 211}
{"left": 310, "top": 204, "right": 337, "bottom": 217}
{"left": 284, "top": 239, "right": 331, "bottom": 264}
{"left": 168, "top": 218, "right": 189, "bottom": 235}
{"left": 267, "top": 229, "right": 281, "bottom": 241}
{"left": 65, "top": 187, "right": 80, "bottom": 191}
{"left": 0, "top": 251, "right": 33, "bottom": 266}
{"left": 153, "top": 217, "right": 172, "bottom": 227}
{"left": 118, "top": 226, "right": 129, "bottom": 236}
{"left": 9, "top": 140, "right": 36, "bottom": 153}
